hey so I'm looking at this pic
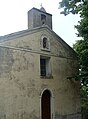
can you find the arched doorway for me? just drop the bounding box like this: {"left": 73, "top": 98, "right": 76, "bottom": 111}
{"left": 41, "top": 90, "right": 51, "bottom": 119}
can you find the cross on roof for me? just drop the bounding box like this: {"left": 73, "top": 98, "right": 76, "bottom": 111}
{"left": 40, "top": 3, "right": 43, "bottom": 8}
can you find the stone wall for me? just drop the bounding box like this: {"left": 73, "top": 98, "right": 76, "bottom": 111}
{"left": 0, "top": 27, "right": 81, "bottom": 119}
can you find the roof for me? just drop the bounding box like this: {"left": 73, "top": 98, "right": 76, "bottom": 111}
{"left": 28, "top": 7, "right": 52, "bottom": 16}
{"left": 40, "top": 6, "right": 46, "bottom": 12}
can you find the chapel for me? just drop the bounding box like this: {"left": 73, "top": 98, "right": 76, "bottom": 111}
{"left": 0, "top": 7, "right": 81, "bottom": 119}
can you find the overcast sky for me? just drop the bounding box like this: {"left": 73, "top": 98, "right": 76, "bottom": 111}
{"left": 0, "top": 0, "right": 80, "bottom": 46}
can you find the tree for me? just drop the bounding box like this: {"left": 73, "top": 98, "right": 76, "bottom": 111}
{"left": 59, "top": 0, "right": 88, "bottom": 85}
{"left": 73, "top": 40, "right": 88, "bottom": 119}
{"left": 59, "top": 0, "right": 88, "bottom": 119}
{"left": 80, "top": 85, "right": 88, "bottom": 119}
{"left": 59, "top": 0, "right": 85, "bottom": 15}
{"left": 73, "top": 40, "right": 88, "bottom": 85}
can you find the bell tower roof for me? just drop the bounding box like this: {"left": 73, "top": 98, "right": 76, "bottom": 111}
{"left": 40, "top": 6, "right": 46, "bottom": 12}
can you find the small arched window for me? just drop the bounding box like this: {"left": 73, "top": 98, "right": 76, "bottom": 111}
{"left": 43, "top": 37, "right": 47, "bottom": 48}
{"left": 41, "top": 14, "right": 46, "bottom": 25}
{"left": 40, "top": 36, "right": 50, "bottom": 51}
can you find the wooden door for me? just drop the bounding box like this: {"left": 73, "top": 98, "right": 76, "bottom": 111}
{"left": 41, "top": 90, "right": 51, "bottom": 119}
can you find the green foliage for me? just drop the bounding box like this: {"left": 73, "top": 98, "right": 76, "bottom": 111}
{"left": 59, "top": 0, "right": 88, "bottom": 118}
{"left": 59, "top": 0, "right": 84, "bottom": 15}
{"left": 80, "top": 86, "right": 88, "bottom": 119}
{"left": 73, "top": 40, "right": 88, "bottom": 86}
{"left": 75, "top": 1, "right": 88, "bottom": 39}
{"left": 59, "top": 0, "right": 88, "bottom": 83}
{"left": 75, "top": 19, "right": 88, "bottom": 39}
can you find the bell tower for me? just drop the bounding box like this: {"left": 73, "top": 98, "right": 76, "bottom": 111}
{"left": 28, "top": 7, "right": 52, "bottom": 30}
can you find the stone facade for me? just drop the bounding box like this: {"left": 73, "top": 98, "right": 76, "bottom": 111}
{"left": 0, "top": 7, "right": 81, "bottom": 119}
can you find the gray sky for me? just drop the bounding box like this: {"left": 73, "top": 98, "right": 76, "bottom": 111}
{"left": 0, "top": 0, "right": 80, "bottom": 46}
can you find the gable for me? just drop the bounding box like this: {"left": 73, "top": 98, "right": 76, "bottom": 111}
{"left": 0, "top": 26, "right": 77, "bottom": 60}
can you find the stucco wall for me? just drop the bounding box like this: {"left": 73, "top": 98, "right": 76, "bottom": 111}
{"left": 0, "top": 28, "right": 81, "bottom": 119}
